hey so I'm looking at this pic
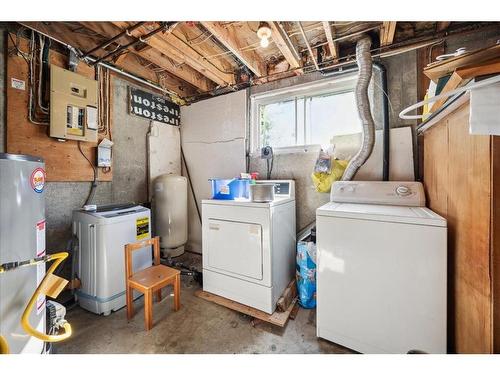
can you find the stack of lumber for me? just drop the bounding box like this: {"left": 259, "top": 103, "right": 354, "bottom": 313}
{"left": 423, "top": 44, "right": 500, "bottom": 112}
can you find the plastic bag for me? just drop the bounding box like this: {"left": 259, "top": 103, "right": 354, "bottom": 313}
{"left": 296, "top": 241, "right": 317, "bottom": 309}
{"left": 314, "top": 149, "right": 332, "bottom": 174}
{"left": 311, "top": 158, "right": 348, "bottom": 193}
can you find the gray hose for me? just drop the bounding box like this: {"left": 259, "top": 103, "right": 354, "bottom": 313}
{"left": 341, "top": 36, "right": 376, "bottom": 181}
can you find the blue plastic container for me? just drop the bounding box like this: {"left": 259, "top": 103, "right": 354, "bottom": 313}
{"left": 209, "top": 178, "right": 250, "bottom": 200}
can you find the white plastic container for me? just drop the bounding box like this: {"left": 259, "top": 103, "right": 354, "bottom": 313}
{"left": 153, "top": 174, "right": 188, "bottom": 257}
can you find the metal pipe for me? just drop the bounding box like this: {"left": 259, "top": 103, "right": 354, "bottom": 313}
{"left": 95, "top": 59, "right": 177, "bottom": 96}
{"left": 91, "top": 22, "right": 172, "bottom": 66}
{"left": 298, "top": 21, "right": 320, "bottom": 71}
{"left": 82, "top": 21, "right": 146, "bottom": 59}
{"left": 332, "top": 25, "right": 380, "bottom": 43}
{"left": 277, "top": 21, "right": 301, "bottom": 62}
{"left": 18, "top": 23, "right": 178, "bottom": 98}
{"left": 373, "top": 62, "right": 390, "bottom": 181}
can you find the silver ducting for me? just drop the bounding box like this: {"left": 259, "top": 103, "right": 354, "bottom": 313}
{"left": 341, "top": 36, "right": 376, "bottom": 181}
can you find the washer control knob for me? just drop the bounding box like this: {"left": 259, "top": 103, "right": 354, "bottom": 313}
{"left": 396, "top": 185, "right": 411, "bottom": 196}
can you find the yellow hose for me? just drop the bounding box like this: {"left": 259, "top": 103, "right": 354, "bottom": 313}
{"left": 0, "top": 335, "right": 9, "bottom": 354}
{"left": 20, "top": 252, "right": 72, "bottom": 342}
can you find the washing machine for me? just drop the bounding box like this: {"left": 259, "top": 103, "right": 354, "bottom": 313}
{"left": 316, "top": 181, "right": 447, "bottom": 354}
{"left": 73, "top": 204, "right": 152, "bottom": 315}
{"left": 202, "top": 180, "right": 296, "bottom": 314}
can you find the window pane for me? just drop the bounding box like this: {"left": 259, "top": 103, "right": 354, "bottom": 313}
{"left": 260, "top": 100, "right": 296, "bottom": 148}
{"left": 296, "top": 97, "right": 305, "bottom": 146}
{"left": 307, "top": 91, "right": 362, "bottom": 146}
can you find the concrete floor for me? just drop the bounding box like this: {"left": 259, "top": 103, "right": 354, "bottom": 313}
{"left": 55, "top": 254, "right": 352, "bottom": 354}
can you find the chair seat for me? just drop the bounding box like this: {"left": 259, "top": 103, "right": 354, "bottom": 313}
{"left": 129, "top": 265, "right": 180, "bottom": 290}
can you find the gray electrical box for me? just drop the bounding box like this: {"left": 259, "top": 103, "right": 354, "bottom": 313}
{"left": 50, "top": 65, "right": 98, "bottom": 142}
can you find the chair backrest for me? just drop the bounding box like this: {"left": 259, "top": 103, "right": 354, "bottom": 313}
{"left": 124, "top": 236, "right": 160, "bottom": 280}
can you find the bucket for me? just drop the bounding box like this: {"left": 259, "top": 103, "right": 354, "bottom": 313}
{"left": 209, "top": 178, "right": 250, "bottom": 200}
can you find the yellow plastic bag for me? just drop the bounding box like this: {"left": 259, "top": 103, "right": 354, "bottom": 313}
{"left": 311, "top": 159, "right": 348, "bottom": 193}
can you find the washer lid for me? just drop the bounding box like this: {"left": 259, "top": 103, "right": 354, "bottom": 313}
{"left": 316, "top": 202, "right": 446, "bottom": 227}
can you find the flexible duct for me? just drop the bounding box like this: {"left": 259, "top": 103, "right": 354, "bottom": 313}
{"left": 341, "top": 36, "right": 376, "bottom": 181}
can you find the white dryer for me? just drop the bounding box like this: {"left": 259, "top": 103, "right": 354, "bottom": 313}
{"left": 316, "top": 181, "right": 447, "bottom": 354}
{"left": 202, "top": 180, "right": 296, "bottom": 314}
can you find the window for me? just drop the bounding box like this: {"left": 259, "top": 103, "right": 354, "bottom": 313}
{"left": 251, "top": 75, "right": 362, "bottom": 154}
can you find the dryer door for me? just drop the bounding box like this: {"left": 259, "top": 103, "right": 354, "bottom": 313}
{"left": 207, "top": 219, "right": 263, "bottom": 280}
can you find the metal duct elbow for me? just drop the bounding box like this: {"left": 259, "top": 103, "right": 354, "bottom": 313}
{"left": 341, "top": 36, "right": 376, "bottom": 181}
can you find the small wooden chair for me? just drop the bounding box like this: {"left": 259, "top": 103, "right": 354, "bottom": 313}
{"left": 125, "top": 236, "right": 181, "bottom": 330}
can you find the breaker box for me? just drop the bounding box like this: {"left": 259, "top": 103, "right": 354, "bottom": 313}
{"left": 50, "top": 65, "right": 98, "bottom": 142}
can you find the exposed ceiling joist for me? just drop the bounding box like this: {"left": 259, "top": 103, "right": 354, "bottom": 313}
{"left": 79, "top": 22, "right": 214, "bottom": 92}
{"left": 322, "top": 21, "right": 339, "bottom": 62}
{"left": 380, "top": 21, "right": 397, "bottom": 47}
{"left": 269, "top": 22, "right": 302, "bottom": 73}
{"left": 19, "top": 22, "right": 197, "bottom": 98}
{"left": 112, "top": 21, "right": 235, "bottom": 87}
{"left": 200, "top": 21, "right": 267, "bottom": 77}
{"left": 436, "top": 22, "right": 451, "bottom": 32}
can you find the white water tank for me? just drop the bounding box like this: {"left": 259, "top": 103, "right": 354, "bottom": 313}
{"left": 153, "top": 174, "right": 188, "bottom": 257}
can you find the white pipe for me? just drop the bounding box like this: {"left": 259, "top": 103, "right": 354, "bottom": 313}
{"left": 342, "top": 36, "right": 376, "bottom": 181}
{"left": 399, "top": 74, "right": 500, "bottom": 120}
{"left": 298, "top": 21, "right": 320, "bottom": 71}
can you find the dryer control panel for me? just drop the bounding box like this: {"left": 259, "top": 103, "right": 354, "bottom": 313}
{"left": 255, "top": 180, "right": 295, "bottom": 199}
{"left": 330, "top": 181, "right": 426, "bottom": 207}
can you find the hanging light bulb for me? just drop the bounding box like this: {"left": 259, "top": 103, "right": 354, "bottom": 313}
{"left": 257, "top": 22, "right": 272, "bottom": 48}
{"left": 260, "top": 36, "right": 269, "bottom": 48}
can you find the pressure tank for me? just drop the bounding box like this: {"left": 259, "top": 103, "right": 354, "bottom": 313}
{"left": 153, "top": 174, "right": 188, "bottom": 257}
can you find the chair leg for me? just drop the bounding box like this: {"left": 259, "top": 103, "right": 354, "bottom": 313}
{"left": 126, "top": 285, "right": 134, "bottom": 320}
{"left": 156, "top": 288, "right": 162, "bottom": 303}
{"left": 174, "top": 274, "right": 181, "bottom": 311}
{"left": 144, "top": 289, "right": 153, "bottom": 330}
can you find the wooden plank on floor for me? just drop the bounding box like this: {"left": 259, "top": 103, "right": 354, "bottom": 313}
{"left": 289, "top": 302, "right": 300, "bottom": 320}
{"left": 276, "top": 279, "right": 297, "bottom": 312}
{"left": 195, "top": 290, "right": 297, "bottom": 328}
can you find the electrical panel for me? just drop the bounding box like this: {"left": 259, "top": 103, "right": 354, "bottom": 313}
{"left": 50, "top": 65, "right": 98, "bottom": 142}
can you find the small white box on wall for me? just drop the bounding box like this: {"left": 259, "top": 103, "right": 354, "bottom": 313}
{"left": 97, "top": 138, "right": 113, "bottom": 167}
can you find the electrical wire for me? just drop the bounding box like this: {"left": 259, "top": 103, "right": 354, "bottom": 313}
{"left": 37, "top": 34, "right": 49, "bottom": 114}
{"left": 266, "top": 155, "right": 274, "bottom": 180}
{"left": 77, "top": 141, "right": 98, "bottom": 206}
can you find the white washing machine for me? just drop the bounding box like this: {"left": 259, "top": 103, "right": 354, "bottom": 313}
{"left": 316, "top": 181, "right": 447, "bottom": 354}
{"left": 202, "top": 180, "right": 296, "bottom": 314}
{"left": 73, "top": 204, "right": 152, "bottom": 315}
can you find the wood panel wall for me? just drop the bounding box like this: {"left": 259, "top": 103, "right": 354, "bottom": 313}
{"left": 423, "top": 101, "right": 500, "bottom": 353}
{"left": 6, "top": 33, "right": 112, "bottom": 181}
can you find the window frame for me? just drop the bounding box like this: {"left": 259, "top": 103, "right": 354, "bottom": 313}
{"left": 250, "top": 73, "right": 359, "bottom": 156}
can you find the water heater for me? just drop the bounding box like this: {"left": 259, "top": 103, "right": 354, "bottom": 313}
{"left": 153, "top": 174, "right": 188, "bottom": 257}
{"left": 0, "top": 153, "right": 46, "bottom": 354}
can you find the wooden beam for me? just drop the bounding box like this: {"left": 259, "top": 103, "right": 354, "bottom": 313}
{"left": 20, "top": 22, "right": 196, "bottom": 98}
{"left": 112, "top": 21, "right": 235, "bottom": 86}
{"left": 436, "top": 22, "right": 451, "bottom": 32}
{"left": 380, "top": 21, "right": 397, "bottom": 47}
{"left": 79, "top": 22, "right": 214, "bottom": 92}
{"left": 200, "top": 21, "right": 267, "bottom": 77}
{"left": 322, "top": 21, "right": 338, "bottom": 62}
{"left": 269, "top": 22, "right": 302, "bottom": 73}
